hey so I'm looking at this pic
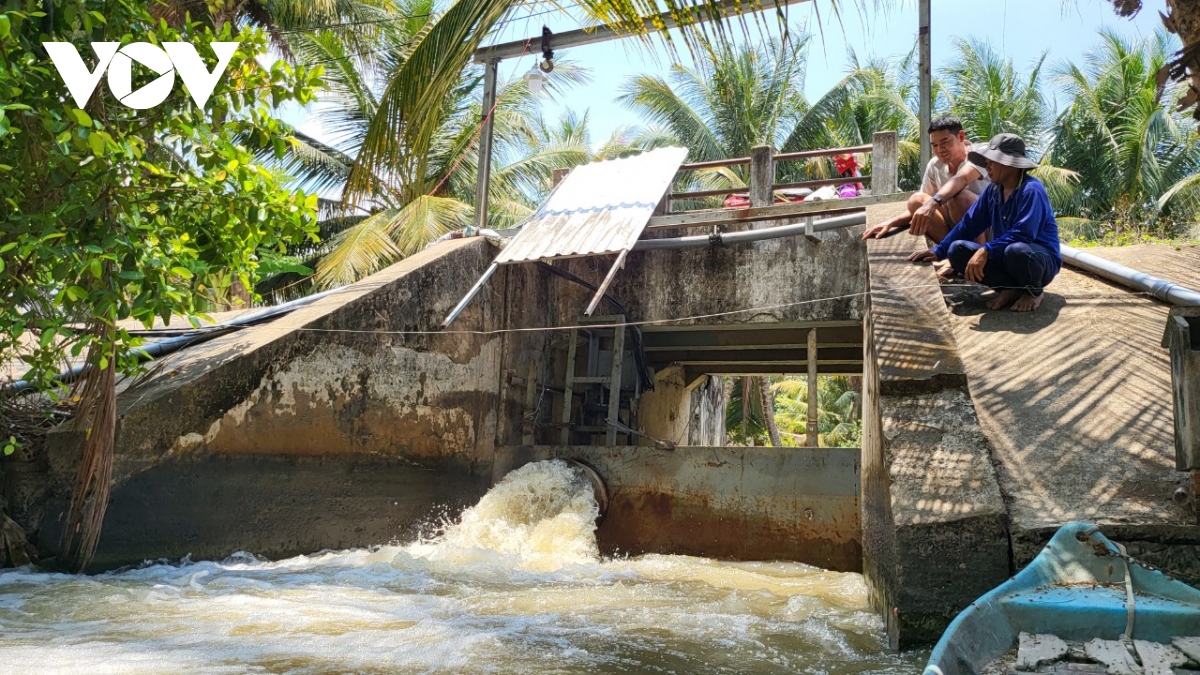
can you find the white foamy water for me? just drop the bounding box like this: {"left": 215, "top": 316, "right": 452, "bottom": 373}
{"left": 0, "top": 460, "right": 922, "bottom": 674}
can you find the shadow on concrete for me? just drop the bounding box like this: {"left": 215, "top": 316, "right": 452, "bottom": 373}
{"left": 943, "top": 285, "right": 1066, "bottom": 335}
{"left": 943, "top": 260, "right": 1200, "bottom": 580}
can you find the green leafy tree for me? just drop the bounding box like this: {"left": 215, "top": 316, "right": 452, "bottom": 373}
{"left": 771, "top": 376, "right": 861, "bottom": 448}
{"left": 0, "top": 0, "right": 321, "bottom": 570}
{"left": 256, "top": 0, "right": 599, "bottom": 294}
{"left": 1048, "top": 30, "right": 1200, "bottom": 241}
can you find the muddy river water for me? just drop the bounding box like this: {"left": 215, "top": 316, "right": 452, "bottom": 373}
{"left": 0, "top": 461, "right": 924, "bottom": 674}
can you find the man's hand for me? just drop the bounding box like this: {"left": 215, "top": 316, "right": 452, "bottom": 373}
{"left": 907, "top": 249, "right": 937, "bottom": 263}
{"left": 861, "top": 223, "right": 898, "bottom": 240}
{"left": 910, "top": 198, "right": 939, "bottom": 237}
{"left": 965, "top": 247, "right": 988, "bottom": 283}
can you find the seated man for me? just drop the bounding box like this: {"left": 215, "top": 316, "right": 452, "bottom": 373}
{"left": 861, "top": 114, "right": 989, "bottom": 243}
{"left": 909, "top": 133, "right": 1062, "bottom": 312}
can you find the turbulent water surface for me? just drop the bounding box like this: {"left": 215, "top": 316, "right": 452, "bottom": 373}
{"left": 0, "top": 461, "right": 923, "bottom": 674}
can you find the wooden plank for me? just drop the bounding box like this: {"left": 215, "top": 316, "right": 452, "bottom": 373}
{"left": 1084, "top": 639, "right": 1140, "bottom": 675}
{"left": 671, "top": 177, "right": 877, "bottom": 201}
{"left": 605, "top": 323, "right": 625, "bottom": 446}
{"left": 1017, "top": 632, "right": 1069, "bottom": 671}
{"left": 774, "top": 144, "right": 873, "bottom": 162}
{"left": 807, "top": 327, "right": 819, "bottom": 446}
{"left": 749, "top": 145, "right": 775, "bottom": 215}
{"left": 1172, "top": 637, "right": 1200, "bottom": 664}
{"left": 872, "top": 131, "right": 899, "bottom": 195}
{"left": 677, "top": 143, "right": 874, "bottom": 172}
{"left": 560, "top": 329, "right": 578, "bottom": 445}
{"left": 1135, "top": 640, "right": 1188, "bottom": 675}
{"left": 644, "top": 192, "right": 907, "bottom": 230}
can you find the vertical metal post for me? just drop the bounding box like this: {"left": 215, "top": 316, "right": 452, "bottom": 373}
{"left": 475, "top": 58, "right": 499, "bottom": 230}
{"left": 918, "top": 0, "right": 932, "bottom": 170}
{"left": 807, "top": 328, "right": 819, "bottom": 447}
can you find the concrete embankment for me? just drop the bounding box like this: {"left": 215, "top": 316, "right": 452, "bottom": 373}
{"left": 34, "top": 238, "right": 507, "bottom": 569}
{"left": 861, "top": 203, "right": 1011, "bottom": 649}
{"left": 18, "top": 222, "right": 871, "bottom": 572}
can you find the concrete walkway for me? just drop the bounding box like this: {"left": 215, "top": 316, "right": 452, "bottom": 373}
{"left": 940, "top": 241, "right": 1200, "bottom": 574}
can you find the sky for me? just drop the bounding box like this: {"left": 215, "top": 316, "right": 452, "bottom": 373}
{"left": 289, "top": 0, "right": 1170, "bottom": 148}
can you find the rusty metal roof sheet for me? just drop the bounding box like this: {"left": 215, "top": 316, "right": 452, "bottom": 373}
{"left": 495, "top": 146, "right": 688, "bottom": 264}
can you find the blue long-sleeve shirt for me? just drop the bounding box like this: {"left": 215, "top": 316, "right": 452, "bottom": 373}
{"left": 932, "top": 176, "right": 1062, "bottom": 272}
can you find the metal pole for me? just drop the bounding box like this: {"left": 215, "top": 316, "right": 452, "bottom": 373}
{"left": 806, "top": 328, "right": 819, "bottom": 447}
{"left": 918, "top": 0, "right": 932, "bottom": 170}
{"left": 473, "top": 0, "right": 813, "bottom": 63}
{"left": 475, "top": 59, "right": 499, "bottom": 231}
{"left": 442, "top": 262, "right": 499, "bottom": 328}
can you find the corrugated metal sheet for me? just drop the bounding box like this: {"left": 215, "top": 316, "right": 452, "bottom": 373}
{"left": 495, "top": 147, "right": 688, "bottom": 264}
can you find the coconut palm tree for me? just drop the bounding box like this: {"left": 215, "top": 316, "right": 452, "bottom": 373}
{"left": 1048, "top": 30, "right": 1200, "bottom": 240}
{"left": 936, "top": 38, "right": 1082, "bottom": 213}
{"left": 771, "top": 376, "right": 862, "bottom": 448}
{"left": 255, "top": 1, "right": 598, "bottom": 294}
{"left": 781, "top": 50, "right": 927, "bottom": 189}
{"left": 942, "top": 38, "right": 1049, "bottom": 148}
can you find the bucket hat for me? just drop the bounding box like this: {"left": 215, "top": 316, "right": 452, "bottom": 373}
{"left": 968, "top": 133, "right": 1038, "bottom": 169}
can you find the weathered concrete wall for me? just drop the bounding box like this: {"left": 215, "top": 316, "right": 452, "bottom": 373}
{"left": 33, "top": 218, "right": 868, "bottom": 570}
{"left": 558, "top": 227, "right": 868, "bottom": 327}
{"left": 860, "top": 204, "right": 1011, "bottom": 649}
{"left": 40, "top": 239, "right": 509, "bottom": 568}
{"left": 637, "top": 368, "right": 726, "bottom": 447}
{"left": 497, "top": 444, "right": 863, "bottom": 571}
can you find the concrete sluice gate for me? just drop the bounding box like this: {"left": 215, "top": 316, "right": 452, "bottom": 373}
{"left": 21, "top": 220, "right": 869, "bottom": 576}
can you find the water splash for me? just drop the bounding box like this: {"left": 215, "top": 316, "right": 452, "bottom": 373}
{"left": 410, "top": 460, "right": 600, "bottom": 572}
{"left": 0, "top": 460, "right": 921, "bottom": 674}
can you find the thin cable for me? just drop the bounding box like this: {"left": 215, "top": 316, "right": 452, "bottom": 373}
{"left": 165, "top": 282, "right": 987, "bottom": 338}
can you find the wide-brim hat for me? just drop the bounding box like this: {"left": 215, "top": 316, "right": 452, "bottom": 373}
{"left": 968, "top": 133, "right": 1038, "bottom": 169}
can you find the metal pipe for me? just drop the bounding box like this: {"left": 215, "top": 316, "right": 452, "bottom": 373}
{"left": 632, "top": 213, "right": 866, "bottom": 250}
{"left": 473, "top": 0, "right": 812, "bottom": 63}
{"left": 6, "top": 284, "right": 357, "bottom": 392}
{"left": 1060, "top": 245, "right": 1200, "bottom": 307}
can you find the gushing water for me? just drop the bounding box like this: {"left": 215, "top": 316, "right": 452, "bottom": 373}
{"left": 0, "top": 460, "right": 922, "bottom": 674}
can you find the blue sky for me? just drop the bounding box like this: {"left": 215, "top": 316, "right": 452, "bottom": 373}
{"left": 289, "top": 0, "right": 1169, "bottom": 147}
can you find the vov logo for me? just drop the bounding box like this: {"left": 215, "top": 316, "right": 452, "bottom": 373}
{"left": 43, "top": 42, "right": 240, "bottom": 110}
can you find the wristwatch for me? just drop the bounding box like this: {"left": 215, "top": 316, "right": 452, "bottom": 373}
{"left": 931, "top": 194, "right": 945, "bottom": 205}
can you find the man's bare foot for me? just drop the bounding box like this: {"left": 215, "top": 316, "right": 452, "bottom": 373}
{"left": 985, "top": 289, "right": 1023, "bottom": 310}
{"left": 936, "top": 265, "right": 958, "bottom": 283}
{"left": 1010, "top": 292, "right": 1044, "bottom": 312}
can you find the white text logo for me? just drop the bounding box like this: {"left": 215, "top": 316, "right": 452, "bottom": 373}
{"left": 43, "top": 42, "right": 240, "bottom": 110}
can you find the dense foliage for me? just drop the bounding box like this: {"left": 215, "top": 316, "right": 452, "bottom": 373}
{"left": 0, "top": 0, "right": 322, "bottom": 570}
{"left": 0, "top": 0, "right": 322, "bottom": 389}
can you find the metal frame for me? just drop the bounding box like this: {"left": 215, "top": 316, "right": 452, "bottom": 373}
{"left": 560, "top": 316, "right": 629, "bottom": 446}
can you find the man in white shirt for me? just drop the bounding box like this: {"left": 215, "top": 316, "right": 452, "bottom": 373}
{"left": 861, "top": 114, "right": 990, "bottom": 243}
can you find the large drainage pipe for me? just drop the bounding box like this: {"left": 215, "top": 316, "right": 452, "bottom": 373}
{"left": 632, "top": 213, "right": 866, "bottom": 250}
{"left": 564, "top": 459, "right": 609, "bottom": 520}
{"left": 1060, "top": 245, "right": 1200, "bottom": 307}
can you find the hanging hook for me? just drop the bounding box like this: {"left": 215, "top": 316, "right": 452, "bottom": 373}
{"left": 539, "top": 26, "right": 555, "bottom": 73}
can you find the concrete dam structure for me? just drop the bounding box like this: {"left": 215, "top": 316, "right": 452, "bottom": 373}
{"left": 7, "top": 139, "right": 1199, "bottom": 652}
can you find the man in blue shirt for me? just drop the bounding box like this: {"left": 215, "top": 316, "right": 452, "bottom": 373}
{"left": 909, "top": 133, "right": 1062, "bottom": 312}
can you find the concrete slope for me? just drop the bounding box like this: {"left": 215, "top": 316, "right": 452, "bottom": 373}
{"left": 942, "top": 243, "right": 1200, "bottom": 582}
{"left": 38, "top": 238, "right": 508, "bottom": 569}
